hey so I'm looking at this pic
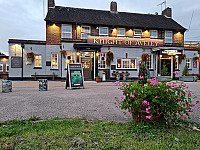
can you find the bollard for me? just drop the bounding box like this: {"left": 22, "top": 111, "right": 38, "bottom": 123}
{"left": 38, "top": 79, "right": 48, "bottom": 91}
{"left": 2, "top": 80, "right": 12, "bottom": 93}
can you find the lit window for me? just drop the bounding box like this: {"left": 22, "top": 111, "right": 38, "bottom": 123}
{"left": 99, "top": 27, "right": 109, "bottom": 36}
{"left": 66, "top": 51, "right": 75, "bottom": 68}
{"left": 116, "top": 59, "right": 136, "bottom": 69}
{"left": 186, "top": 58, "right": 192, "bottom": 69}
{"left": 134, "top": 29, "right": 143, "bottom": 38}
{"left": 6, "top": 62, "right": 9, "bottom": 72}
{"left": 150, "top": 30, "right": 158, "bottom": 39}
{"left": 51, "top": 53, "right": 58, "bottom": 69}
{"left": 117, "top": 28, "right": 126, "bottom": 37}
{"left": 175, "top": 56, "right": 179, "bottom": 70}
{"left": 62, "top": 24, "right": 72, "bottom": 38}
{"left": 145, "top": 54, "right": 153, "bottom": 69}
{"left": 0, "top": 62, "right": 3, "bottom": 72}
{"left": 165, "top": 31, "right": 173, "bottom": 43}
{"left": 81, "top": 26, "right": 91, "bottom": 39}
{"left": 35, "top": 55, "right": 42, "bottom": 67}
{"left": 98, "top": 53, "right": 106, "bottom": 69}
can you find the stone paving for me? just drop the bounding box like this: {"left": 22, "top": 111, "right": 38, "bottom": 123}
{"left": 0, "top": 81, "right": 199, "bottom": 123}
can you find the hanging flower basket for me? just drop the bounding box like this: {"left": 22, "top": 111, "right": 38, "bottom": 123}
{"left": 178, "top": 54, "right": 186, "bottom": 64}
{"left": 193, "top": 56, "right": 199, "bottom": 61}
{"left": 106, "top": 50, "right": 114, "bottom": 66}
{"left": 26, "top": 52, "right": 34, "bottom": 65}
{"left": 142, "top": 53, "right": 149, "bottom": 62}
{"left": 59, "top": 50, "right": 67, "bottom": 58}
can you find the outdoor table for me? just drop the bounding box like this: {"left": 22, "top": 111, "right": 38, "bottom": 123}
{"left": 112, "top": 73, "right": 130, "bottom": 81}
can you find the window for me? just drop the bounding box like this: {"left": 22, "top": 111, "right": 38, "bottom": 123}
{"left": 98, "top": 53, "right": 106, "bottom": 69}
{"left": 117, "top": 28, "right": 125, "bottom": 37}
{"left": 116, "top": 58, "right": 136, "bottom": 69}
{"left": 134, "top": 29, "right": 143, "bottom": 38}
{"left": 51, "top": 53, "right": 58, "bottom": 69}
{"left": 35, "top": 55, "right": 42, "bottom": 67}
{"left": 186, "top": 58, "right": 192, "bottom": 69}
{"left": 145, "top": 54, "right": 153, "bottom": 69}
{"left": 150, "top": 30, "right": 158, "bottom": 39}
{"left": 61, "top": 24, "right": 72, "bottom": 38}
{"left": 81, "top": 26, "right": 91, "bottom": 39}
{"left": 165, "top": 31, "right": 173, "bottom": 43}
{"left": 99, "top": 27, "right": 109, "bottom": 36}
{"left": 0, "top": 62, "right": 3, "bottom": 72}
{"left": 6, "top": 62, "right": 9, "bottom": 72}
{"left": 175, "top": 56, "right": 179, "bottom": 70}
{"left": 66, "top": 51, "right": 75, "bottom": 68}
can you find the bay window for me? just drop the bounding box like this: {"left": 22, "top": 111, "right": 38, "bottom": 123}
{"left": 116, "top": 58, "right": 136, "bottom": 69}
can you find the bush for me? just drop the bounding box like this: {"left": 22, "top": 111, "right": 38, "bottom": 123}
{"left": 182, "top": 65, "right": 189, "bottom": 76}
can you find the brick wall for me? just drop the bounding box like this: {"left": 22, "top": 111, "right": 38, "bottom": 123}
{"left": 173, "top": 31, "right": 184, "bottom": 46}
{"left": 46, "top": 23, "right": 61, "bottom": 45}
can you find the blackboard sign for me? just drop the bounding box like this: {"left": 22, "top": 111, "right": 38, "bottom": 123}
{"left": 11, "top": 57, "right": 22, "bottom": 68}
{"left": 67, "top": 63, "right": 84, "bottom": 89}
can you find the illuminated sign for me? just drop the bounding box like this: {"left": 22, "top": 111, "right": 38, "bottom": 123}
{"left": 162, "top": 50, "right": 182, "bottom": 55}
{"left": 87, "top": 36, "right": 163, "bottom": 47}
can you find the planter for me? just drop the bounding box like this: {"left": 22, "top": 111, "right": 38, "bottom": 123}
{"left": 157, "top": 76, "right": 172, "bottom": 82}
{"left": 132, "top": 108, "right": 164, "bottom": 122}
{"left": 179, "top": 76, "right": 197, "bottom": 82}
{"left": 96, "top": 77, "right": 102, "bottom": 83}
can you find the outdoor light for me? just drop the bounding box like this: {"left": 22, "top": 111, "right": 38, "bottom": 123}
{"left": 160, "top": 55, "right": 162, "bottom": 58}
{"left": 77, "top": 52, "right": 80, "bottom": 55}
{"left": 53, "top": 24, "right": 56, "bottom": 27}
{"left": 175, "top": 55, "right": 178, "bottom": 58}
{"left": 96, "top": 52, "right": 99, "bottom": 56}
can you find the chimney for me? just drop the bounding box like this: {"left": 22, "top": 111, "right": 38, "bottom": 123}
{"left": 162, "top": 7, "right": 172, "bottom": 18}
{"left": 110, "top": 1, "right": 117, "bottom": 12}
{"left": 48, "top": 0, "right": 55, "bottom": 10}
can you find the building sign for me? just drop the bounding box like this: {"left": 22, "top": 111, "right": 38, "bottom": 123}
{"left": 87, "top": 36, "right": 163, "bottom": 47}
{"left": 193, "top": 61, "right": 197, "bottom": 68}
{"left": 11, "top": 57, "right": 22, "bottom": 68}
{"left": 162, "top": 50, "right": 182, "bottom": 55}
{"left": 67, "top": 63, "right": 84, "bottom": 89}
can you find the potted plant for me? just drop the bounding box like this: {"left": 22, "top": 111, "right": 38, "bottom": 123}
{"left": 142, "top": 53, "right": 149, "bottom": 63}
{"left": 157, "top": 63, "right": 171, "bottom": 82}
{"left": 179, "top": 65, "right": 196, "bottom": 82}
{"left": 114, "top": 78, "right": 199, "bottom": 123}
{"left": 193, "top": 56, "right": 199, "bottom": 61}
{"left": 96, "top": 76, "right": 102, "bottom": 83}
{"left": 26, "top": 52, "right": 34, "bottom": 65}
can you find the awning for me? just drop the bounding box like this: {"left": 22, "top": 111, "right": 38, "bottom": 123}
{"left": 73, "top": 43, "right": 102, "bottom": 52}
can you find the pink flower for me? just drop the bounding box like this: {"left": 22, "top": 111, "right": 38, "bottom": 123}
{"left": 192, "top": 103, "right": 196, "bottom": 108}
{"left": 115, "top": 81, "right": 120, "bottom": 85}
{"left": 174, "top": 84, "right": 178, "bottom": 88}
{"left": 133, "top": 90, "right": 136, "bottom": 93}
{"left": 173, "top": 122, "right": 176, "bottom": 125}
{"left": 166, "top": 89, "right": 169, "bottom": 92}
{"left": 190, "top": 90, "right": 193, "bottom": 93}
{"left": 114, "top": 96, "right": 118, "bottom": 100}
{"left": 187, "top": 101, "right": 190, "bottom": 104}
{"left": 121, "top": 96, "right": 124, "bottom": 99}
{"left": 188, "top": 93, "right": 192, "bottom": 97}
{"left": 173, "top": 72, "right": 179, "bottom": 75}
{"left": 146, "top": 116, "right": 151, "bottom": 119}
{"left": 112, "top": 101, "right": 114, "bottom": 103}
{"left": 130, "top": 92, "right": 135, "bottom": 98}
{"left": 187, "top": 113, "right": 191, "bottom": 116}
{"left": 142, "top": 101, "right": 149, "bottom": 105}
{"left": 146, "top": 107, "right": 150, "bottom": 113}
{"left": 120, "top": 86, "right": 124, "bottom": 90}
{"left": 181, "top": 116, "right": 185, "bottom": 120}
{"left": 147, "top": 79, "right": 150, "bottom": 83}
{"left": 140, "top": 76, "right": 144, "bottom": 79}
{"left": 166, "top": 122, "right": 168, "bottom": 125}
{"left": 169, "top": 89, "right": 174, "bottom": 92}
{"left": 142, "top": 86, "right": 144, "bottom": 88}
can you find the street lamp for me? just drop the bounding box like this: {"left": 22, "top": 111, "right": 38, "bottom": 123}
{"left": 21, "top": 43, "right": 25, "bottom": 80}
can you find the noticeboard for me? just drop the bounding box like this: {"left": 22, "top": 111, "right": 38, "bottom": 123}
{"left": 67, "top": 63, "right": 84, "bottom": 89}
{"left": 11, "top": 57, "right": 22, "bottom": 68}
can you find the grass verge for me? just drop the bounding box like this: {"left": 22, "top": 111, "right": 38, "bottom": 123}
{"left": 0, "top": 117, "right": 200, "bottom": 149}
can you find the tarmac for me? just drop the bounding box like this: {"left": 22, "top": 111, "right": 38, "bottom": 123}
{"left": 0, "top": 80, "right": 199, "bottom": 123}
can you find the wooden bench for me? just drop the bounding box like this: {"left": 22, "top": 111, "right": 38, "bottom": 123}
{"left": 31, "top": 72, "right": 58, "bottom": 80}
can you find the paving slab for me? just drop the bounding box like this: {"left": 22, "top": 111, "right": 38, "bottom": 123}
{"left": 0, "top": 81, "right": 199, "bottom": 123}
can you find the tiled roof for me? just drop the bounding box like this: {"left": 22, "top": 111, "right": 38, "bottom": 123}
{"left": 45, "top": 6, "right": 186, "bottom": 31}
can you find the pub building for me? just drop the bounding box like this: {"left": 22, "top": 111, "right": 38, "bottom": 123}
{"left": 8, "top": 0, "right": 199, "bottom": 80}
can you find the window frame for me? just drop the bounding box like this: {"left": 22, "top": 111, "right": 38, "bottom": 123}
{"left": 175, "top": 56, "right": 179, "bottom": 70}
{"left": 65, "top": 51, "right": 75, "bottom": 68}
{"left": 35, "top": 55, "right": 42, "bottom": 68}
{"left": 145, "top": 54, "right": 154, "bottom": 70}
{"left": 98, "top": 52, "right": 107, "bottom": 69}
{"left": 51, "top": 53, "right": 58, "bottom": 69}
{"left": 99, "top": 27, "right": 109, "bottom": 36}
{"left": 165, "top": 31, "right": 173, "bottom": 43}
{"left": 116, "top": 58, "right": 137, "bottom": 69}
{"left": 134, "top": 29, "right": 143, "bottom": 38}
{"left": 186, "top": 58, "right": 192, "bottom": 69}
{"left": 6, "top": 62, "right": 9, "bottom": 72}
{"left": 81, "top": 25, "right": 91, "bottom": 39}
{"left": 117, "top": 28, "right": 126, "bottom": 37}
{"left": 150, "top": 30, "right": 158, "bottom": 39}
{"left": 0, "top": 62, "right": 3, "bottom": 72}
{"left": 61, "top": 24, "right": 72, "bottom": 39}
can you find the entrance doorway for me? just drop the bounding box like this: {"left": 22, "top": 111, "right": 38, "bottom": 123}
{"left": 160, "top": 57, "right": 173, "bottom": 78}
{"left": 81, "top": 52, "right": 94, "bottom": 80}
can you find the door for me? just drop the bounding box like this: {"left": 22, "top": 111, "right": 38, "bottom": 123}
{"left": 161, "top": 58, "right": 172, "bottom": 77}
{"left": 81, "top": 57, "right": 93, "bottom": 80}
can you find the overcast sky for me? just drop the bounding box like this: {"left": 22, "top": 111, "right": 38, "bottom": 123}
{"left": 0, "top": 0, "right": 200, "bottom": 55}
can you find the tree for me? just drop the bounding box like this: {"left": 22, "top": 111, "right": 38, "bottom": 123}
{"left": 0, "top": 52, "right": 6, "bottom": 56}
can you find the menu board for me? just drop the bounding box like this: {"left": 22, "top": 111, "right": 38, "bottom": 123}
{"left": 11, "top": 57, "right": 22, "bottom": 68}
{"left": 67, "top": 63, "right": 84, "bottom": 89}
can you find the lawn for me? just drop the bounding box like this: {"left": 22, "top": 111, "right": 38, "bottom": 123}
{"left": 0, "top": 117, "right": 199, "bottom": 150}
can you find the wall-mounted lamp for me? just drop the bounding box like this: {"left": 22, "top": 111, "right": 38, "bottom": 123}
{"left": 96, "top": 52, "right": 99, "bottom": 56}
{"left": 175, "top": 55, "right": 178, "bottom": 58}
{"left": 77, "top": 52, "right": 80, "bottom": 56}
{"left": 53, "top": 24, "right": 56, "bottom": 27}
{"left": 160, "top": 55, "right": 162, "bottom": 58}
{"left": 96, "top": 27, "right": 99, "bottom": 30}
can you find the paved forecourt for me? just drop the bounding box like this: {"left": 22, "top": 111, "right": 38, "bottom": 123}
{"left": 0, "top": 81, "right": 199, "bottom": 123}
